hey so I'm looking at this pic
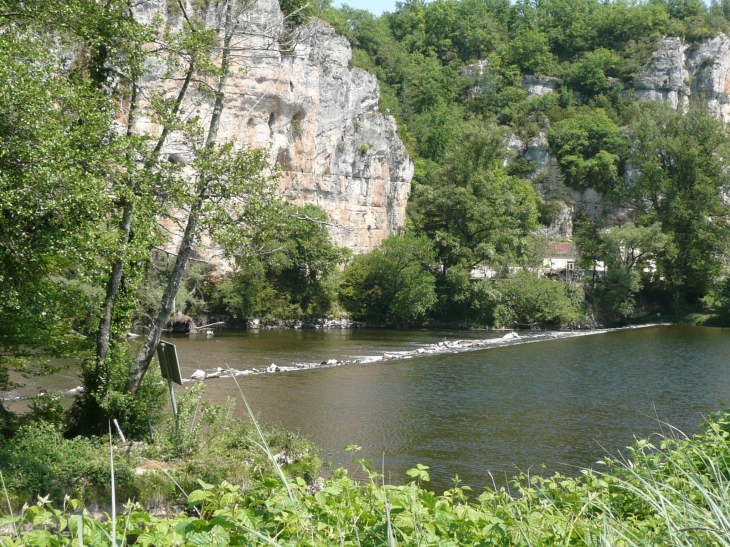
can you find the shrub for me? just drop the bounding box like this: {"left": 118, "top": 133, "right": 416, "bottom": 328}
{"left": 493, "top": 270, "right": 584, "bottom": 328}
{"left": 538, "top": 199, "right": 564, "bottom": 226}
{"left": 290, "top": 118, "right": 303, "bottom": 138}
{"left": 0, "top": 385, "right": 320, "bottom": 508}
{"left": 0, "top": 422, "right": 127, "bottom": 505}
{"left": 209, "top": 204, "right": 348, "bottom": 321}
{"left": 67, "top": 344, "right": 168, "bottom": 439}
{"left": 339, "top": 235, "right": 436, "bottom": 325}
{"left": 8, "top": 410, "right": 730, "bottom": 547}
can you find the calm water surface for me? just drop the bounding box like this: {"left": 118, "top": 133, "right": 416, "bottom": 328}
{"left": 8, "top": 326, "right": 730, "bottom": 492}
{"left": 169, "top": 326, "right": 730, "bottom": 492}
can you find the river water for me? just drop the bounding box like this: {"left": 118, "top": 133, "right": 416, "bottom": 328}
{"left": 168, "top": 325, "right": 730, "bottom": 492}
{"left": 7, "top": 325, "right": 730, "bottom": 493}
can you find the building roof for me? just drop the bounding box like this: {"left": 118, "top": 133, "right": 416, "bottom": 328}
{"left": 547, "top": 242, "right": 574, "bottom": 257}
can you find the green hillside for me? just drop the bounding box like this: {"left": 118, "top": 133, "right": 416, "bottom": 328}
{"left": 311, "top": 0, "right": 730, "bottom": 326}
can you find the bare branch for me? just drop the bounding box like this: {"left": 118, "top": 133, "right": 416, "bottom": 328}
{"left": 176, "top": 0, "right": 194, "bottom": 30}
{"left": 153, "top": 246, "right": 211, "bottom": 264}
{"left": 294, "top": 214, "right": 336, "bottom": 227}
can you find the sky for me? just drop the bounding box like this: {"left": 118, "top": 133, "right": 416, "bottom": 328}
{"left": 331, "top": 0, "right": 717, "bottom": 19}
{"left": 332, "top": 0, "right": 396, "bottom": 16}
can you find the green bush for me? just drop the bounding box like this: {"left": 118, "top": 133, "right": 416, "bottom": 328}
{"left": 493, "top": 270, "right": 585, "bottom": 328}
{"left": 339, "top": 235, "right": 436, "bottom": 325}
{"left": 547, "top": 109, "right": 628, "bottom": 193}
{"left": 537, "top": 199, "right": 564, "bottom": 226}
{"left": 0, "top": 385, "right": 320, "bottom": 508}
{"left": 0, "top": 422, "right": 126, "bottom": 505}
{"left": 210, "top": 204, "right": 348, "bottom": 321}
{"left": 153, "top": 384, "right": 321, "bottom": 489}
{"left": 67, "top": 343, "right": 168, "bottom": 439}
{"left": 433, "top": 267, "right": 501, "bottom": 325}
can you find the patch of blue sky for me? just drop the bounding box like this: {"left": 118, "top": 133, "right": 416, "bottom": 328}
{"left": 332, "top": 0, "right": 397, "bottom": 16}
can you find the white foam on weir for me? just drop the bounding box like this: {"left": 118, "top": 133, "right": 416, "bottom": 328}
{"left": 184, "top": 323, "right": 670, "bottom": 381}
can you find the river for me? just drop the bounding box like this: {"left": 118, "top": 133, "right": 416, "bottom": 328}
{"left": 6, "top": 325, "right": 730, "bottom": 493}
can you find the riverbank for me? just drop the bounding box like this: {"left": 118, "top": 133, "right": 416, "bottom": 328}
{"left": 0, "top": 385, "right": 322, "bottom": 510}
{"left": 625, "top": 310, "right": 727, "bottom": 327}
{"left": 4, "top": 408, "right": 730, "bottom": 546}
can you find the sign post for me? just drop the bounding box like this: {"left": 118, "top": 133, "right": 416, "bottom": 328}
{"left": 157, "top": 341, "right": 183, "bottom": 418}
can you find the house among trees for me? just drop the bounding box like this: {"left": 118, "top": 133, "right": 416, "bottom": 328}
{"left": 542, "top": 242, "right": 577, "bottom": 278}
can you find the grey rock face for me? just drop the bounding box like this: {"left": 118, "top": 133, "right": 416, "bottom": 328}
{"left": 508, "top": 133, "right": 630, "bottom": 235}
{"left": 485, "top": 35, "right": 730, "bottom": 238}
{"left": 634, "top": 34, "right": 730, "bottom": 122}
{"left": 129, "top": 1, "right": 412, "bottom": 256}
{"left": 462, "top": 60, "right": 491, "bottom": 97}
{"left": 524, "top": 133, "right": 551, "bottom": 173}
{"left": 463, "top": 64, "right": 560, "bottom": 99}
{"left": 569, "top": 188, "right": 632, "bottom": 225}
{"left": 504, "top": 132, "right": 551, "bottom": 177}
{"left": 521, "top": 75, "right": 559, "bottom": 97}
{"left": 634, "top": 37, "right": 690, "bottom": 109}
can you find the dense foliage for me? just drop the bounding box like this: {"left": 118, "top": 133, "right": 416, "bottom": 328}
{"left": 1, "top": 384, "right": 320, "bottom": 507}
{"left": 320, "top": 0, "right": 730, "bottom": 325}
{"left": 209, "top": 204, "right": 349, "bottom": 322}
{"left": 0, "top": 0, "right": 349, "bottom": 429}
{"left": 339, "top": 235, "right": 437, "bottom": 325}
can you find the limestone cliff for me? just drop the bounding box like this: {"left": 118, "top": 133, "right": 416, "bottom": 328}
{"left": 130, "top": 0, "right": 412, "bottom": 256}
{"left": 504, "top": 131, "right": 631, "bottom": 233}
{"left": 634, "top": 34, "right": 730, "bottom": 122}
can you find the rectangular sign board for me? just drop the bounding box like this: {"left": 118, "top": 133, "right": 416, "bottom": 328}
{"left": 157, "top": 341, "right": 183, "bottom": 385}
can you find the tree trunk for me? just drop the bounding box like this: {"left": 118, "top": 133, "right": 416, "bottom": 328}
{"left": 124, "top": 195, "right": 203, "bottom": 393}
{"left": 124, "top": 4, "right": 235, "bottom": 393}
{"left": 95, "top": 74, "right": 140, "bottom": 367}
{"left": 96, "top": 200, "right": 135, "bottom": 364}
{"left": 95, "top": 61, "right": 195, "bottom": 366}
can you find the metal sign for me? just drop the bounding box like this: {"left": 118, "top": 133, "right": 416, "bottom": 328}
{"left": 157, "top": 341, "right": 182, "bottom": 385}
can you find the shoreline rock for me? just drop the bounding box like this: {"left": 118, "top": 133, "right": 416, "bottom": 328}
{"left": 246, "top": 317, "right": 366, "bottom": 330}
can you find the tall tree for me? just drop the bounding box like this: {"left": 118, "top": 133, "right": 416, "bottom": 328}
{"left": 578, "top": 222, "right": 669, "bottom": 320}
{"left": 0, "top": 1, "right": 121, "bottom": 422}
{"left": 339, "top": 235, "right": 437, "bottom": 325}
{"left": 124, "top": 0, "right": 286, "bottom": 393}
{"left": 548, "top": 109, "right": 628, "bottom": 193}
{"left": 629, "top": 104, "right": 730, "bottom": 305}
{"left": 410, "top": 119, "right": 540, "bottom": 271}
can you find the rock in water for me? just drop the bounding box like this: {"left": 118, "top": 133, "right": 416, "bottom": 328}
{"left": 167, "top": 315, "right": 195, "bottom": 334}
{"left": 190, "top": 370, "right": 206, "bottom": 380}
{"left": 266, "top": 364, "right": 279, "bottom": 373}
{"left": 247, "top": 317, "right": 261, "bottom": 329}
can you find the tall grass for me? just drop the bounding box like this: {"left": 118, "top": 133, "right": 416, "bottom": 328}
{"left": 596, "top": 418, "right": 730, "bottom": 546}
{"left": 226, "top": 364, "right": 295, "bottom": 504}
